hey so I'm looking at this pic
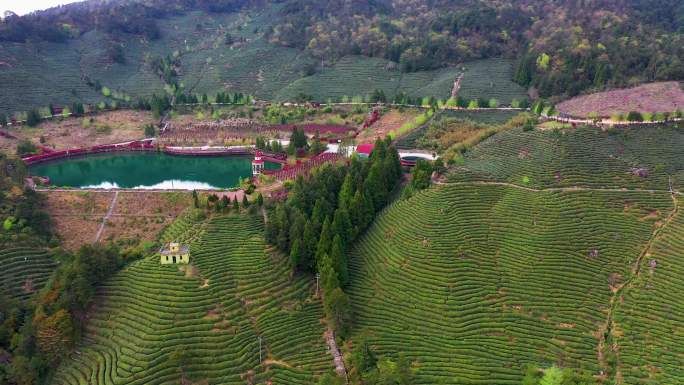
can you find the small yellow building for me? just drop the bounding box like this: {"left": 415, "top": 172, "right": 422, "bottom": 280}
{"left": 160, "top": 242, "right": 190, "bottom": 264}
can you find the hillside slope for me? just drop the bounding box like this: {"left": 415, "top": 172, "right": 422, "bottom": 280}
{"left": 3, "top": 0, "right": 681, "bottom": 115}
{"left": 448, "top": 125, "right": 684, "bottom": 190}
{"left": 346, "top": 183, "right": 673, "bottom": 383}
{"left": 612, "top": 196, "right": 684, "bottom": 384}
{"left": 0, "top": 8, "right": 495, "bottom": 116}
{"left": 54, "top": 213, "right": 332, "bottom": 384}
{"left": 0, "top": 247, "right": 56, "bottom": 302}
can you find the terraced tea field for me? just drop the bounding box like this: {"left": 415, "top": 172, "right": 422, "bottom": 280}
{"left": 612, "top": 196, "right": 684, "bottom": 384}
{"left": 54, "top": 214, "right": 332, "bottom": 384}
{"left": 0, "top": 40, "right": 103, "bottom": 116}
{"left": 0, "top": 247, "right": 57, "bottom": 302}
{"left": 346, "top": 183, "right": 674, "bottom": 384}
{"left": 274, "top": 56, "right": 464, "bottom": 102}
{"left": 455, "top": 58, "right": 528, "bottom": 105}
{"left": 449, "top": 125, "right": 684, "bottom": 190}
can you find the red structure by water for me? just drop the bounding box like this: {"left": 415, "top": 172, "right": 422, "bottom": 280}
{"left": 21, "top": 139, "right": 156, "bottom": 165}
{"left": 263, "top": 152, "right": 342, "bottom": 181}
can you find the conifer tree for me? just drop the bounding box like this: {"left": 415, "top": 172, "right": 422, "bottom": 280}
{"left": 364, "top": 162, "right": 387, "bottom": 210}
{"left": 319, "top": 253, "right": 340, "bottom": 294}
{"left": 332, "top": 207, "right": 352, "bottom": 245}
{"left": 324, "top": 288, "right": 352, "bottom": 337}
{"left": 289, "top": 211, "right": 306, "bottom": 249}
{"left": 338, "top": 173, "right": 354, "bottom": 210}
{"left": 316, "top": 217, "right": 332, "bottom": 265}
{"left": 330, "top": 234, "right": 348, "bottom": 286}
{"left": 301, "top": 221, "right": 317, "bottom": 271}
{"left": 289, "top": 238, "right": 303, "bottom": 268}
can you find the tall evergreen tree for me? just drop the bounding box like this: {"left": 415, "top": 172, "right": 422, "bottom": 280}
{"left": 338, "top": 173, "right": 354, "bottom": 210}
{"left": 319, "top": 253, "right": 340, "bottom": 294}
{"left": 332, "top": 207, "right": 352, "bottom": 245}
{"left": 275, "top": 205, "right": 289, "bottom": 250}
{"left": 289, "top": 210, "right": 306, "bottom": 247}
{"left": 386, "top": 146, "right": 402, "bottom": 184}
{"left": 301, "top": 221, "right": 317, "bottom": 271}
{"left": 311, "top": 198, "right": 331, "bottom": 232}
{"left": 316, "top": 217, "right": 332, "bottom": 265}
{"left": 324, "top": 288, "right": 352, "bottom": 337}
{"left": 289, "top": 238, "right": 303, "bottom": 268}
{"left": 330, "top": 234, "right": 348, "bottom": 286}
{"left": 364, "top": 162, "right": 387, "bottom": 210}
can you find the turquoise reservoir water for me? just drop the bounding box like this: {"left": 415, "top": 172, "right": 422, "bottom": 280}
{"left": 29, "top": 152, "right": 278, "bottom": 189}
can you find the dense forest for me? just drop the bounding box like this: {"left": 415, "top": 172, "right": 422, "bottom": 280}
{"left": 2, "top": 0, "right": 681, "bottom": 98}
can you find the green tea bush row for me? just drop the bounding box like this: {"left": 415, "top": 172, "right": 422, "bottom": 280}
{"left": 345, "top": 184, "right": 672, "bottom": 384}
{"left": 54, "top": 214, "right": 332, "bottom": 384}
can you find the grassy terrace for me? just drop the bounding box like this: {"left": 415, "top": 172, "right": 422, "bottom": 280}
{"left": 346, "top": 184, "right": 672, "bottom": 384}
{"left": 0, "top": 247, "right": 56, "bottom": 302}
{"left": 54, "top": 214, "right": 332, "bottom": 384}
{"left": 449, "top": 125, "right": 684, "bottom": 190}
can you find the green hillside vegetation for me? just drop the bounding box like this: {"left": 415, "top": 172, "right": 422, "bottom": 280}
{"left": 346, "top": 183, "right": 673, "bottom": 384}
{"left": 612, "top": 196, "right": 684, "bottom": 384}
{"left": 396, "top": 110, "right": 522, "bottom": 150}
{"left": 454, "top": 58, "right": 527, "bottom": 105}
{"left": 0, "top": 248, "right": 56, "bottom": 302}
{"left": 274, "top": 56, "right": 464, "bottom": 103}
{"left": 1, "top": 9, "right": 509, "bottom": 117}
{"left": 1, "top": 0, "right": 682, "bottom": 111}
{"left": 54, "top": 213, "right": 333, "bottom": 384}
{"left": 448, "top": 125, "right": 684, "bottom": 190}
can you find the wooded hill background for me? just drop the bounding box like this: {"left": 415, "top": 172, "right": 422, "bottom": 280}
{"left": 0, "top": 0, "right": 682, "bottom": 109}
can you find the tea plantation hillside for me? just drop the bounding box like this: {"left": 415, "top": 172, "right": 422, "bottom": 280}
{"left": 396, "top": 109, "right": 521, "bottom": 150}
{"left": 612, "top": 196, "right": 684, "bottom": 384}
{"left": 53, "top": 213, "right": 333, "bottom": 384}
{"left": 273, "top": 56, "right": 473, "bottom": 103}
{"left": 448, "top": 125, "right": 684, "bottom": 190}
{"left": 0, "top": 7, "right": 526, "bottom": 116}
{"left": 346, "top": 183, "right": 674, "bottom": 384}
{"left": 452, "top": 58, "right": 527, "bottom": 105}
{"left": 0, "top": 247, "right": 57, "bottom": 302}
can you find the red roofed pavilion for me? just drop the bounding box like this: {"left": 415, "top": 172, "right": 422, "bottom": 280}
{"left": 252, "top": 150, "right": 265, "bottom": 175}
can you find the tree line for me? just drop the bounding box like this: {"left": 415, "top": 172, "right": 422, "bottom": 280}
{"left": 266, "top": 137, "right": 402, "bottom": 337}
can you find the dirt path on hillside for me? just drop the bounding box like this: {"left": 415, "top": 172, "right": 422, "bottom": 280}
{"left": 324, "top": 328, "right": 348, "bottom": 380}
{"left": 94, "top": 191, "right": 118, "bottom": 243}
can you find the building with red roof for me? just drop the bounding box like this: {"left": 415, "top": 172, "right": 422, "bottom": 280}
{"left": 356, "top": 143, "right": 375, "bottom": 158}
{"left": 252, "top": 150, "right": 265, "bottom": 175}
